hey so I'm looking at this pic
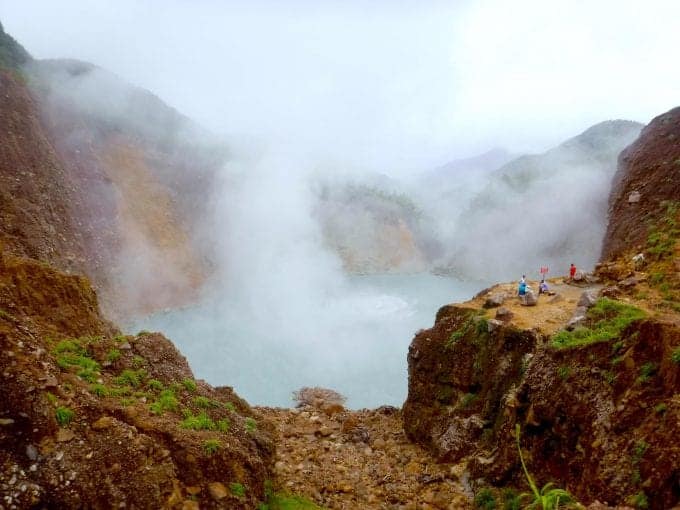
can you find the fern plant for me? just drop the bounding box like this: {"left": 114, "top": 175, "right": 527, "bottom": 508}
{"left": 515, "top": 424, "right": 575, "bottom": 509}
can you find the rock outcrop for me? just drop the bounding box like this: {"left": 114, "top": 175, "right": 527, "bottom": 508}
{"left": 403, "top": 298, "right": 679, "bottom": 508}
{"left": 0, "top": 251, "right": 274, "bottom": 509}
{"left": 601, "top": 106, "right": 680, "bottom": 262}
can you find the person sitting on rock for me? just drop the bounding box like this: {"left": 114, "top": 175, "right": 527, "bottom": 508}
{"left": 518, "top": 280, "right": 527, "bottom": 296}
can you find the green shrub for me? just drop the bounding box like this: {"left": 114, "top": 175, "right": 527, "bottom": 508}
{"left": 627, "top": 491, "right": 649, "bottom": 509}
{"left": 150, "top": 389, "right": 179, "bottom": 415}
{"left": 671, "top": 347, "right": 680, "bottom": 364}
{"left": 224, "top": 402, "right": 236, "bottom": 412}
{"left": 217, "top": 418, "right": 230, "bottom": 432}
{"left": 56, "top": 406, "right": 74, "bottom": 426}
{"left": 90, "top": 383, "right": 109, "bottom": 397}
{"left": 551, "top": 299, "right": 645, "bottom": 349}
{"left": 106, "top": 349, "right": 121, "bottom": 362}
{"left": 654, "top": 402, "right": 667, "bottom": 414}
{"left": 636, "top": 363, "right": 657, "bottom": 384}
{"left": 515, "top": 424, "right": 575, "bottom": 509}
{"left": 245, "top": 417, "right": 257, "bottom": 432}
{"left": 182, "top": 378, "right": 197, "bottom": 393}
{"left": 501, "top": 489, "right": 522, "bottom": 510}
{"left": 229, "top": 482, "right": 246, "bottom": 498}
{"left": 181, "top": 411, "right": 216, "bottom": 431}
{"left": 115, "top": 369, "right": 145, "bottom": 388}
{"left": 557, "top": 366, "right": 571, "bottom": 380}
{"left": 194, "top": 396, "right": 219, "bottom": 409}
{"left": 147, "top": 379, "right": 164, "bottom": 391}
{"left": 474, "top": 488, "right": 496, "bottom": 509}
{"left": 447, "top": 316, "right": 474, "bottom": 348}
{"left": 202, "top": 439, "right": 221, "bottom": 455}
{"left": 132, "top": 355, "right": 146, "bottom": 368}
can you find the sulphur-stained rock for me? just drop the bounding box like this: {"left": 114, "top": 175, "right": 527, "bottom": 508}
{"left": 208, "top": 481, "right": 228, "bottom": 500}
{"left": 91, "top": 416, "right": 114, "bottom": 430}
{"left": 56, "top": 429, "right": 75, "bottom": 442}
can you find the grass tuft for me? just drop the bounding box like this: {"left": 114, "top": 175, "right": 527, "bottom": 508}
{"left": 56, "top": 406, "right": 75, "bottom": 426}
{"left": 202, "top": 439, "right": 221, "bottom": 455}
{"left": 551, "top": 299, "right": 645, "bottom": 349}
{"left": 150, "top": 389, "right": 179, "bottom": 415}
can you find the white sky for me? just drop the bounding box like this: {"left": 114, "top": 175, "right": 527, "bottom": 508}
{"left": 2, "top": 0, "right": 680, "bottom": 172}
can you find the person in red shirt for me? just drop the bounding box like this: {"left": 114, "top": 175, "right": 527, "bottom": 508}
{"left": 569, "top": 263, "right": 576, "bottom": 280}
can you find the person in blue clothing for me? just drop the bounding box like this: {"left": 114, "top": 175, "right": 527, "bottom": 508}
{"left": 518, "top": 280, "right": 527, "bottom": 296}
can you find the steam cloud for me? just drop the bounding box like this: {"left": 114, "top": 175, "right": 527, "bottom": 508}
{"left": 4, "top": 1, "right": 680, "bottom": 406}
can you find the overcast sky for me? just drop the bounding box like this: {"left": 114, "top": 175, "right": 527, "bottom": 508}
{"left": 2, "top": 0, "right": 680, "bottom": 172}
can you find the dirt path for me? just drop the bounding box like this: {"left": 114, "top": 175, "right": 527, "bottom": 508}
{"left": 257, "top": 406, "right": 471, "bottom": 509}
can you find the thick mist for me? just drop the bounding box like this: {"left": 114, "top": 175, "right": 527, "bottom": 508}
{"left": 5, "top": 1, "right": 680, "bottom": 406}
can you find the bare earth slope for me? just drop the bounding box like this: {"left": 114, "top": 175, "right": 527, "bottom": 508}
{"left": 0, "top": 251, "right": 274, "bottom": 509}
{"left": 601, "top": 106, "right": 680, "bottom": 262}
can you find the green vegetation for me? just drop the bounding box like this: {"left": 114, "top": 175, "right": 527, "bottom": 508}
{"left": 224, "top": 402, "right": 237, "bottom": 412}
{"left": 150, "top": 389, "right": 179, "bottom": 415}
{"left": 474, "top": 488, "right": 497, "bottom": 509}
{"left": 551, "top": 299, "right": 645, "bottom": 349}
{"left": 460, "top": 392, "right": 477, "bottom": 409}
{"left": 501, "top": 489, "right": 522, "bottom": 510}
{"left": 655, "top": 402, "right": 667, "bottom": 414}
{"left": 258, "top": 481, "right": 324, "bottom": 510}
{"left": 132, "top": 355, "right": 146, "bottom": 368}
{"left": 181, "top": 411, "right": 217, "bottom": 431}
{"left": 447, "top": 315, "right": 474, "bottom": 348}
{"left": 182, "top": 378, "right": 197, "bottom": 392}
{"left": 627, "top": 491, "right": 649, "bottom": 509}
{"left": 53, "top": 338, "right": 101, "bottom": 383}
{"left": 55, "top": 406, "right": 75, "bottom": 426}
{"left": 106, "top": 349, "right": 121, "bottom": 362}
{"left": 202, "top": 439, "right": 221, "bottom": 455}
{"left": 217, "top": 418, "right": 230, "bottom": 432}
{"left": 229, "top": 482, "right": 246, "bottom": 498}
{"left": 194, "top": 396, "right": 219, "bottom": 409}
{"left": 636, "top": 363, "right": 658, "bottom": 384}
{"left": 0, "top": 309, "right": 15, "bottom": 321}
{"left": 245, "top": 417, "right": 257, "bottom": 432}
{"left": 90, "top": 383, "right": 109, "bottom": 397}
{"left": 646, "top": 201, "right": 679, "bottom": 261}
{"left": 515, "top": 424, "right": 575, "bottom": 509}
{"left": 115, "top": 369, "right": 146, "bottom": 388}
{"left": 147, "top": 379, "right": 164, "bottom": 391}
{"left": 557, "top": 366, "right": 571, "bottom": 380}
{"left": 671, "top": 347, "right": 680, "bottom": 364}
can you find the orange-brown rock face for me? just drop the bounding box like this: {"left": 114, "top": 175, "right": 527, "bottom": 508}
{"left": 403, "top": 299, "right": 680, "bottom": 508}
{"left": 601, "top": 106, "right": 680, "bottom": 262}
{"left": 0, "top": 252, "right": 274, "bottom": 509}
{"left": 25, "top": 59, "right": 226, "bottom": 320}
{"left": 0, "top": 70, "right": 86, "bottom": 271}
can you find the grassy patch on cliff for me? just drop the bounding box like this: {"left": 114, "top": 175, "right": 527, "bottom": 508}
{"left": 551, "top": 298, "right": 645, "bottom": 349}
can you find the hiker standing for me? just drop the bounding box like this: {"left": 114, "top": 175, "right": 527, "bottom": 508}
{"left": 569, "top": 264, "right": 576, "bottom": 280}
